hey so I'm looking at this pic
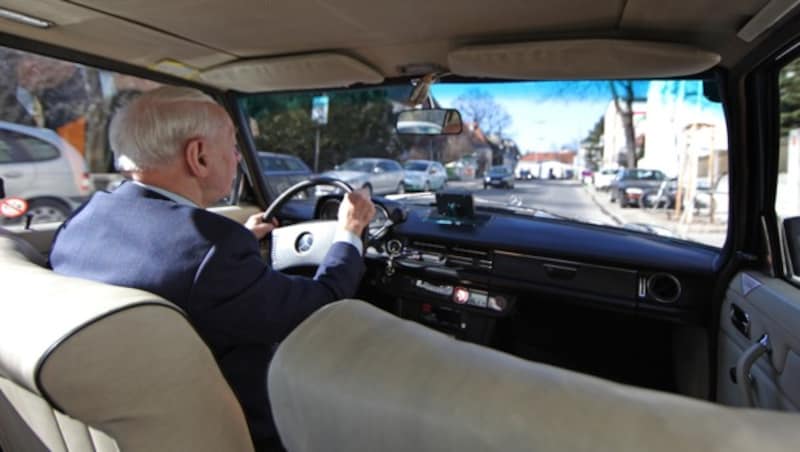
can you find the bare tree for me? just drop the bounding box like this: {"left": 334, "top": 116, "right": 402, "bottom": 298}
{"left": 454, "top": 88, "right": 511, "bottom": 136}
{"left": 608, "top": 81, "right": 637, "bottom": 168}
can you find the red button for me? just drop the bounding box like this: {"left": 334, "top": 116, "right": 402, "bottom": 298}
{"left": 421, "top": 303, "right": 432, "bottom": 313}
{"left": 453, "top": 287, "right": 469, "bottom": 304}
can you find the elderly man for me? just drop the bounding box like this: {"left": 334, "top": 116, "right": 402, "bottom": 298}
{"left": 50, "top": 86, "right": 375, "bottom": 450}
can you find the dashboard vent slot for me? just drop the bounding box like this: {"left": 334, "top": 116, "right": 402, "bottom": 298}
{"left": 447, "top": 247, "right": 493, "bottom": 270}
{"left": 410, "top": 241, "right": 447, "bottom": 252}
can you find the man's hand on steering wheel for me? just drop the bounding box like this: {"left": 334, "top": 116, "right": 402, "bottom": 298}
{"left": 338, "top": 188, "right": 376, "bottom": 237}
{"left": 245, "top": 214, "right": 279, "bottom": 240}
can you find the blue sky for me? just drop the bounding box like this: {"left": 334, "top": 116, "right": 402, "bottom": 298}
{"left": 431, "top": 81, "right": 650, "bottom": 152}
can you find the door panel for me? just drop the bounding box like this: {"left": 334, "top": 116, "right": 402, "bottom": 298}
{"left": 717, "top": 272, "right": 800, "bottom": 411}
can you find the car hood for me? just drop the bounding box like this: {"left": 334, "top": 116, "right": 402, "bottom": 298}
{"left": 404, "top": 170, "right": 427, "bottom": 178}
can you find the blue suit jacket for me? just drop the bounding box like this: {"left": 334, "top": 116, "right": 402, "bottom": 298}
{"left": 50, "top": 182, "right": 365, "bottom": 444}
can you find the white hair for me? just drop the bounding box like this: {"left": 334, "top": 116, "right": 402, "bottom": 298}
{"left": 109, "top": 86, "right": 221, "bottom": 171}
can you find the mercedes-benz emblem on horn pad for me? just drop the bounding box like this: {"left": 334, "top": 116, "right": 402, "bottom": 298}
{"left": 296, "top": 233, "right": 314, "bottom": 253}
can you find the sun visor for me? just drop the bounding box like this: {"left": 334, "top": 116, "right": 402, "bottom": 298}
{"left": 448, "top": 40, "right": 721, "bottom": 79}
{"left": 200, "top": 53, "right": 384, "bottom": 92}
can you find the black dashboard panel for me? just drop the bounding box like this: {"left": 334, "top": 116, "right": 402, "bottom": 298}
{"left": 390, "top": 207, "right": 719, "bottom": 274}
{"left": 292, "top": 195, "right": 722, "bottom": 342}
{"left": 362, "top": 204, "right": 720, "bottom": 336}
{"left": 493, "top": 252, "right": 638, "bottom": 302}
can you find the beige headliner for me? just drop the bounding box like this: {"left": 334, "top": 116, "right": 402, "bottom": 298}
{"left": 0, "top": 0, "right": 787, "bottom": 91}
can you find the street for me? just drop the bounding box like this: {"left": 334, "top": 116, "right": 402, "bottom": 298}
{"left": 447, "top": 178, "right": 613, "bottom": 225}
{"left": 442, "top": 178, "right": 727, "bottom": 247}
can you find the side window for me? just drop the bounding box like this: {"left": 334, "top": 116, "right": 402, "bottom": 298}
{"left": 0, "top": 46, "right": 170, "bottom": 226}
{"left": 286, "top": 157, "right": 310, "bottom": 172}
{"left": 377, "top": 161, "right": 394, "bottom": 172}
{"left": 778, "top": 56, "right": 800, "bottom": 277}
{"left": 0, "top": 132, "right": 24, "bottom": 163}
{"left": 15, "top": 134, "right": 60, "bottom": 161}
{"left": 0, "top": 138, "right": 12, "bottom": 163}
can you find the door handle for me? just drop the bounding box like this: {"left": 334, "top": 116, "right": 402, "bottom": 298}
{"left": 730, "top": 303, "right": 750, "bottom": 338}
{"left": 1, "top": 171, "right": 23, "bottom": 178}
{"left": 735, "top": 334, "right": 770, "bottom": 408}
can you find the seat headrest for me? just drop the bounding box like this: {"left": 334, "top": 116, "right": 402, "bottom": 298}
{"left": 0, "top": 235, "right": 254, "bottom": 451}
{"left": 0, "top": 235, "right": 174, "bottom": 394}
{"left": 269, "top": 300, "right": 800, "bottom": 452}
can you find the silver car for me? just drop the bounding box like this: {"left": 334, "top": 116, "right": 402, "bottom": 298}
{"left": 0, "top": 121, "right": 90, "bottom": 224}
{"left": 403, "top": 160, "right": 447, "bottom": 192}
{"left": 319, "top": 158, "right": 405, "bottom": 196}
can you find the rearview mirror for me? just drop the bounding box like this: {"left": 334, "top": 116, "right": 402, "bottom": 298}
{"left": 396, "top": 109, "right": 463, "bottom": 135}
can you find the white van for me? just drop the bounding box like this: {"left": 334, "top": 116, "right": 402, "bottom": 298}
{"left": 0, "top": 121, "right": 90, "bottom": 224}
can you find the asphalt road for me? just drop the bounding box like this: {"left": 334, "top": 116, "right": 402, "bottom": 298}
{"left": 446, "top": 179, "right": 614, "bottom": 225}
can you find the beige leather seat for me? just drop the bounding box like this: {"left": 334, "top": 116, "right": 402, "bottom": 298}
{"left": 269, "top": 300, "right": 800, "bottom": 452}
{"left": 0, "top": 233, "right": 254, "bottom": 452}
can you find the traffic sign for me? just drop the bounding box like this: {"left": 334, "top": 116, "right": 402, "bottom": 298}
{"left": 0, "top": 197, "right": 28, "bottom": 218}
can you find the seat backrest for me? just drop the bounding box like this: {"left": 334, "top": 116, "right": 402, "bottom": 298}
{"left": 269, "top": 299, "right": 800, "bottom": 452}
{"left": 0, "top": 233, "right": 254, "bottom": 452}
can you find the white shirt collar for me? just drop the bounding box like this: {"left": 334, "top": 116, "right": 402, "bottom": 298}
{"left": 132, "top": 181, "right": 198, "bottom": 208}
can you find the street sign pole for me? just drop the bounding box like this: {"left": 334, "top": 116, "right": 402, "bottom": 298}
{"left": 314, "top": 127, "right": 321, "bottom": 173}
{"left": 311, "top": 95, "right": 329, "bottom": 173}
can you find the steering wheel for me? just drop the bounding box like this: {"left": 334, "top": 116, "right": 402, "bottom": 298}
{"left": 262, "top": 177, "right": 354, "bottom": 271}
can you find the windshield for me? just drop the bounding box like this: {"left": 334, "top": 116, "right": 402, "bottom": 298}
{"left": 339, "top": 159, "right": 375, "bottom": 172}
{"left": 240, "top": 78, "right": 728, "bottom": 247}
{"left": 622, "top": 169, "right": 663, "bottom": 180}
{"left": 405, "top": 161, "right": 429, "bottom": 171}
{"left": 489, "top": 166, "right": 509, "bottom": 176}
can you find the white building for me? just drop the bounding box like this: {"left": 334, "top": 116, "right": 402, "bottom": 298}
{"left": 641, "top": 81, "right": 727, "bottom": 178}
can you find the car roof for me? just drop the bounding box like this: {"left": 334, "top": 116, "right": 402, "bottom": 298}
{"left": 0, "top": 119, "right": 65, "bottom": 145}
{"left": 0, "top": 1, "right": 791, "bottom": 92}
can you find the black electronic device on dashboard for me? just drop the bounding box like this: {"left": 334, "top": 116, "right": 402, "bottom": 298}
{"left": 435, "top": 190, "right": 474, "bottom": 219}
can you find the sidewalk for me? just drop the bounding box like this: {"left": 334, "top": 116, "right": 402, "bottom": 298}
{"left": 584, "top": 185, "right": 728, "bottom": 248}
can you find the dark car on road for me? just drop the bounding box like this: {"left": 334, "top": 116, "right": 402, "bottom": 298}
{"left": 483, "top": 165, "right": 514, "bottom": 189}
{"left": 258, "top": 151, "right": 313, "bottom": 195}
{"left": 610, "top": 169, "right": 666, "bottom": 207}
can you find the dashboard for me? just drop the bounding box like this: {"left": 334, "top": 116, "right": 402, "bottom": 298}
{"left": 308, "top": 194, "right": 720, "bottom": 345}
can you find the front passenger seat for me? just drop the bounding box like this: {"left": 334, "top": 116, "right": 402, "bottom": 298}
{"left": 0, "top": 233, "right": 254, "bottom": 451}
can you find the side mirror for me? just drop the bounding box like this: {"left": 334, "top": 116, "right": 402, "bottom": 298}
{"left": 428, "top": 168, "right": 436, "bottom": 174}
{"left": 396, "top": 109, "right": 463, "bottom": 135}
{"left": 373, "top": 167, "right": 383, "bottom": 174}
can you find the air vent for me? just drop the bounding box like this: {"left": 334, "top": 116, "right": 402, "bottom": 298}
{"left": 646, "top": 273, "right": 681, "bottom": 304}
{"left": 408, "top": 241, "right": 493, "bottom": 270}
{"left": 447, "top": 247, "right": 493, "bottom": 270}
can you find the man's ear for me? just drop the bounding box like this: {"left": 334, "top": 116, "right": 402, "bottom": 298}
{"left": 184, "top": 138, "right": 209, "bottom": 178}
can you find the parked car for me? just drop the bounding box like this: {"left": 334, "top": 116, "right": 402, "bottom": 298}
{"left": 483, "top": 165, "right": 514, "bottom": 189}
{"left": 257, "top": 151, "right": 313, "bottom": 195}
{"left": 640, "top": 178, "right": 678, "bottom": 209}
{"left": 0, "top": 121, "right": 89, "bottom": 224}
{"left": 403, "top": 160, "right": 447, "bottom": 191}
{"left": 445, "top": 157, "right": 477, "bottom": 180}
{"left": 319, "top": 157, "right": 404, "bottom": 195}
{"left": 593, "top": 167, "right": 620, "bottom": 190}
{"left": 695, "top": 174, "right": 730, "bottom": 218}
{"left": 610, "top": 168, "right": 667, "bottom": 207}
